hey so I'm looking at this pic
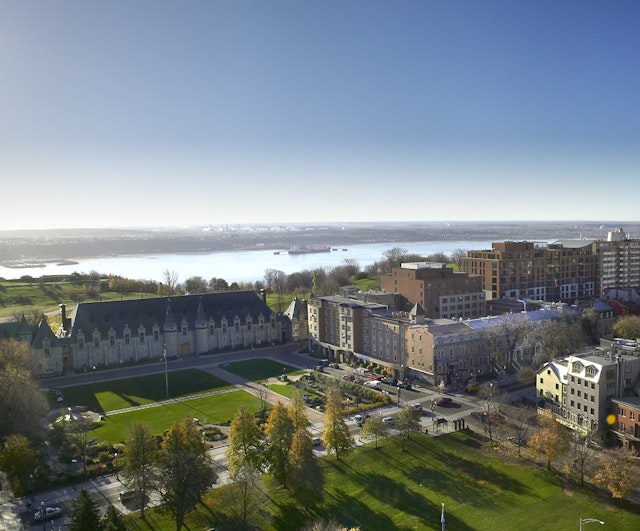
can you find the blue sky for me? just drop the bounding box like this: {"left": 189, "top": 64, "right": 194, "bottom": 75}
{"left": 1, "top": 1, "right": 639, "bottom": 230}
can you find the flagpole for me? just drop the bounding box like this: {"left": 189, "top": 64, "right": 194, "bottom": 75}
{"left": 164, "top": 345, "right": 169, "bottom": 398}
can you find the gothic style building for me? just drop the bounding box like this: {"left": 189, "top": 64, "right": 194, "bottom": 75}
{"left": 22, "top": 291, "right": 285, "bottom": 378}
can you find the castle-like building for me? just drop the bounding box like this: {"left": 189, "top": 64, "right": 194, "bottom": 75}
{"left": 9, "top": 291, "right": 285, "bottom": 378}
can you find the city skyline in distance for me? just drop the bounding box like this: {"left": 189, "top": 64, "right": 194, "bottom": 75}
{"left": 2, "top": 1, "right": 639, "bottom": 231}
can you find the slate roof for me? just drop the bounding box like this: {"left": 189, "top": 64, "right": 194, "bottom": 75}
{"left": 68, "top": 291, "right": 273, "bottom": 338}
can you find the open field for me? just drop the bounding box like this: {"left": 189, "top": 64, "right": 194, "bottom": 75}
{"left": 123, "top": 430, "right": 640, "bottom": 530}
{"left": 224, "top": 358, "right": 306, "bottom": 382}
{"left": 54, "top": 369, "right": 232, "bottom": 413}
{"left": 91, "top": 389, "right": 259, "bottom": 444}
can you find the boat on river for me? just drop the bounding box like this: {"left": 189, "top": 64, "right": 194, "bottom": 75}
{"left": 287, "top": 245, "right": 332, "bottom": 255}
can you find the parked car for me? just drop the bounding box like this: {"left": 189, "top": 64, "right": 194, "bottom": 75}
{"left": 484, "top": 411, "right": 505, "bottom": 423}
{"left": 397, "top": 382, "right": 412, "bottom": 390}
{"left": 119, "top": 489, "right": 138, "bottom": 503}
{"left": 412, "top": 403, "right": 423, "bottom": 412}
{"left": 465, "top": 381, "right": 479, "bottom": 393}
{"left": 353, "top": 414, "right": 364, "bottom": 426}
{"left": 34, "top": 507, "right": 63, "bottom": 521}
{"left": 434, "top": 397, "right": 452, "bottom": 406}
{"left": 312, "top": 437, "right": 322, "bottom": 446}
{"left": 329, "top": 362, "right": 340, "bottom": 369}
{"left": 342, "top": 374, "right": 355, "bottom": 381}
{"left": 382, "top": 416, "right": 394, "bottom": 425}
{"left": 381, "top": 376, "right": 397, "bottom": 385}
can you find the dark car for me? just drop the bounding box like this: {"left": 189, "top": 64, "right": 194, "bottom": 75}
{"left": 434, "top": 397, "right": 452, "bottom": 406}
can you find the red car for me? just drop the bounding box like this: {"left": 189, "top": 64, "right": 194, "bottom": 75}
{"left": 434, "top": 397, "right": 452, "bottom": 406}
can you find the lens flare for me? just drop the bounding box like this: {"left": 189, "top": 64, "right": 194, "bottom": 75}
{"left": 606, "top": 414, "right": 616, "bottom": 426}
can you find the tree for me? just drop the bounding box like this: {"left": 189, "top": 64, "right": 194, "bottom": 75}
{"left": 101, "top": 504, "right": 129, "bottom": 531}
{"left": 359, "top": 415, "right": 389, "bottom": 449}
{"left": 563, "top": 432, "right": 594, "bottom": 486}
{"left": 507, "top": 411, "right": 530, "bottom": 458}
{"left": 381, "top": 247, "right": 409, "bottom": 274}
{"left": 533, "top": 318, "right": 585, "bottom": 368}
{"left": 322, "top": 386, "right": 353, "bottom": 460}
{"left": 122, "top": 421, "right": 159, "bottom": 519}
{"left": 450, "top": 248, "right": 467, "bottom": 268}
{"left": 264, "top": 402, "right": 294, "bottom": 487}
{"left": 0, "top": 339, "right": 48, "bottom": 439}
{"left": 160, "top": 418, "right": 217, "bottom": 531}
{"left": 0, "top": 434, "right": 37, "bottom": 496}
{"left": 482, "top": 314, "right": 533, "bottom": 371}
{"left": 289, "top": 390, "right": 311, "bottom": 432}
{"left": 527, "top": 409, "right": 570, "bottom": 470}
{"left": 184, "top": 276, "right": 208, "bottom": 294}
{"left": 593, "top": 446, "right": 639, "bottom": 498}
{"left": 68, "top": 488, "right": 101, "bottom": 531}
{"left": 222, "top": 462, "right": 266, "bottom": 530}
{"left": 396, "top": 407, "right": 421, "bottom": 452}
{"left": 226, "top": 405, "right": 265, "bottom": 477}
{"left": 612, "top": 315, "right": 640, "bottom": 340}
{"left": 287, "top": 428, "right": 323, "bottom": 501}
{"left": 161, "top": 269, "right": 179, "bottom": 296}
{"left": 477, "top": 382, "right": 504, "bottom": 443}
{"left": 66, "top": 414, "right": 95, "bottom": 475}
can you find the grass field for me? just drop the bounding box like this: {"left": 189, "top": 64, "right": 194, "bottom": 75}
{"left": 125, "top": 430, "right": 640, "bottom": 530}
{"left": 91, "top": 389, "right": 259, "bottom": 444}
{"left": 224, "top": 358, "right": 306, "bottom": 382}
{"left": 56, "top": 369, "right": 232, "bottom": 413}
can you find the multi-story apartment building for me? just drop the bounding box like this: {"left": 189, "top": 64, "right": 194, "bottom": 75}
{"left": 463, "top": 240, "right": 598, "bottom": 303}
{"left": 379, "top": 262, "right": 485, "bottom": 320}
{"left": 597, "top": 228, "right": 640, "bottom": 296}
{"left": 405, "top": 320, "right": 489, "bottom": 388}
{"left": 611, "top": 396, "right": 640, "bottom": 450}
{"left": 537, "top": 340, "right": 640, "bottom": 435}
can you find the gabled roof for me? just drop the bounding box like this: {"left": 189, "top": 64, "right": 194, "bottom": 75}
{"left": 284, "top": 297, "right": 306, "bottom": 320}
{"left": 70, "top": 291, "right": 273, "bottom": 337}
{"left": 32, "top": 319, "right": 59, "bottom": 348}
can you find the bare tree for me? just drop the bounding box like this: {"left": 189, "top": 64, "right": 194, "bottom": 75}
{"left": 482, "top": 314, "right": 533, "bottom": 372}
{"left": 450, "top": 248, "right": 467, "bottom": 268}
{"left": 477, "top": 382, "right": 505, "bottom": 443}
{"left": 162, "top": 269, "right": 179, "bottom": 295}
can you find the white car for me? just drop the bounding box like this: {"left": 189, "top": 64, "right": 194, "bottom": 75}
{"left": 382, "top": 416, "right": 394, "bottom": 425}
{"left": 353, "top": 414, "right": 364, "bottom": 425}
{"left": 34, "top": 506, "right": 63, "bottom": 521}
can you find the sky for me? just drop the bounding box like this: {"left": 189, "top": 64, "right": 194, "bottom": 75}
{"left": 1, "top": 1, "right": 639, "bottom": 231}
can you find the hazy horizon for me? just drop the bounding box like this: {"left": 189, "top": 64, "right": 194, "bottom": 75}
{"left": 2, "top": 2, "right": 639, "bottom": 231}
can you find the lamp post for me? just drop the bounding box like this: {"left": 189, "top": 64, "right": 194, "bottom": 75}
{"left": 40, "top": 501, "right": 46, "bottom": 531}
{"left": 580, "top": 518, "right": 604, "bottom": 530}
{"left": 114, "top": 452, "right": 119, "bottom": 480}
{"left": 441, "top": 502, "right": 445, "bottom": 530}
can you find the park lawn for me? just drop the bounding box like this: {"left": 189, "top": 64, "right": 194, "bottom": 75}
{"left": 125, "top": 430, "right": 640, "bottom": 531}
{"left": 90, "top": 389, "right": 258, "bottom": 444}
{"left": 57, "top": 369, "right": 232, "bottom": 413}
{"left": 224, "top": 358, "right": 305, "bottom": 382}
{"left": 267, "top": 382, "right": 299, "bottom": 399}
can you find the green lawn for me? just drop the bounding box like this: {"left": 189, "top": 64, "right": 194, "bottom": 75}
{"left": 57, "top": 369, "right": 232, "bottom": 413}
{"left": 125, "top": 430, "right": 640, "bottom": 530}
{"left": 90, "top": 389, "right": 259, "bottom": 444}
{"left": 224, "top": 358, "right": 305, "bottom": 382}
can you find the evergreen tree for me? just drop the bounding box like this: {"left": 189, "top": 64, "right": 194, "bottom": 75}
{"left": 264, "top": 401, "right": 295, "bottom": 487}
{"left": 160, "top": 418, "right": 217, "bottom": 531}
{"left": 68, "top": 488, "right": 101, "bottom": 531}
{"left": 322, "top": 386, "right": 353, "bottom": 460}
{"left": 226, "top": 405, "right": 265, "bottom": 478}
{"left": 101, "top": 504, "right": 129, "bottom": 531}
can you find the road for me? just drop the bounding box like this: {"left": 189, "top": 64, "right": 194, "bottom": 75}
{"left": 16, "top": 344, "right": 532, "bottom": 529}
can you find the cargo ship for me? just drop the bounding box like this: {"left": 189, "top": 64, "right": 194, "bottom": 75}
{"left": 287, "top": 245, "right": 332, "bottom": 255}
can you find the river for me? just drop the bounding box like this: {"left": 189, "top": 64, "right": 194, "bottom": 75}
{"left": 0, "top": 240, "right": 498, "bottom": 284}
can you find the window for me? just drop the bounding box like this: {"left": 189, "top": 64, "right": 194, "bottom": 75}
{"left": 139, "top": 332, "right": 145, "bottom": 343}
{"left": 182, "top": 326, "right": 188, "bottom": 336}
{"left": 124, "top": 333, "right": 130, "bottom": 345}
{"left": 154, "top": 330, "right": 159, "bottom": 342}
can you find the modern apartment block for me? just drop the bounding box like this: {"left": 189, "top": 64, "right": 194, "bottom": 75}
{"left": 379, "top": 262, "right": 485, "bottom": 320}
{"left": 462, "top": 240, "right": 598, "bottom": 303}
{"left": 537, "top": 340, "right": 640, "bottom": 435}
{"left": 597, "top": 228, "right": 640, "bottom": 295}
{"left": 463, "top": 228, "right": 640, "bottom": 304}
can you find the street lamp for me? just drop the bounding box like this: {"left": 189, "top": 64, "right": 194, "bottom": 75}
{"left": 40, "top": 501, "right": 46, "bottom": 531}
{"left": 114, "top": 452, "right": 119, "bottom": 480}
{"left": 580, "top": 518, "right": 604, "bottom": 530}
